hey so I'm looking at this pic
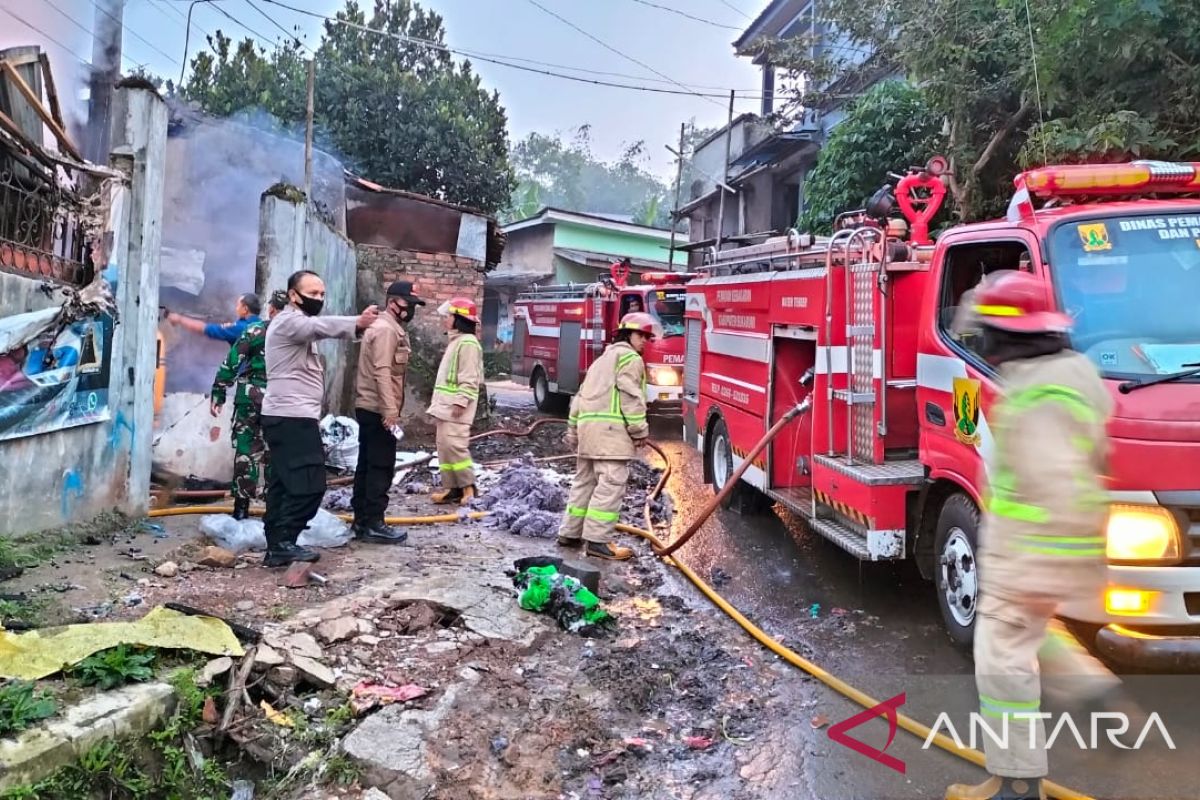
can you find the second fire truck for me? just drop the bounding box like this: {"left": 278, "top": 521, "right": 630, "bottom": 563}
{"left": 511, "top": 266, "right": 693, "bottom": 412}
{"left": 684, "top": 158, "right": 1200, "bottom": 668}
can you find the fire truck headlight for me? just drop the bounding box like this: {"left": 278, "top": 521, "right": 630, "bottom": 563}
{"left": 650, "top": 367, "right": 681, "bottom": 387}
{"left": 1106, "top": 505, "right": 1181, "bottom": 563}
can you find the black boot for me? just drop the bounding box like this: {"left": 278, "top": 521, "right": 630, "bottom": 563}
{"left": 232, "top": 497, "right": 250, "bottom": 521}
{"left": 353, "top": 520, "right": 408, "bottom": 544}
{"left": 263, "top": 542, "right": 321, "bottom": 568}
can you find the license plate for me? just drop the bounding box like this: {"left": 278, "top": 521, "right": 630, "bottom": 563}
{"left": 659, "top": 393, "right": 672, "bottom": 401}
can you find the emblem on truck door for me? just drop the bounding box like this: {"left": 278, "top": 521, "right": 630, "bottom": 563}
{"left": 1077, "top": 222, "right": 1113, "bottom": 252}
{"left": 953, "top": 377, "right": 982, "bottom": 447}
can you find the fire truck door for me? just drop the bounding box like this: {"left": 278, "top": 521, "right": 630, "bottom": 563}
{"left": 512, "top": 316, "right": 528, "bottom": 380}
{"left": 557, "top": 321, "right": 583, "bottom": 393}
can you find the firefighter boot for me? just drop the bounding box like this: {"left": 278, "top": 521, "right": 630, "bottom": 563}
{"left": 945, "top": 776, "right": 1046, "bottom": 800}
{"left": 353, "top": 520, "right": 408, "bottom": 545}
{"left": 232, "top": 497, "right": 250, "bottom": 521}
{"left": 431, "top": 486, "right": 463, "bottom": 505}
{"left": 262, "top": 542, "right": 321, "bottom": 568}
{"left": 459, "top": 485, "right": 476, "bottom": 506}
{"left": 585, "top": 541, "right": 634, "bottom": 561}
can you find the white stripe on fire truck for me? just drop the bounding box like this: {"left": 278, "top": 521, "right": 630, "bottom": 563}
{"left": 916, "top": 353, "right": 995, "bottom": 476}
{"left": 704, "top": 372, "right": 767, "bottom": 393}
{"left": 729, "top": 453, "right": 767, "bottom": 490}
{"left": 814, "top": 346, "right": 883, "bottom": 380}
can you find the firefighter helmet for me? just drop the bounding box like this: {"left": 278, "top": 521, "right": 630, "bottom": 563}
{"left": 972, "top": 270, "right": 1073, "bottom": 334}
{"left": 617, "top": 312, "right": 661, "bottom": 340}
{"left": 439, "top": 297, "right": 480, "bottom": 324}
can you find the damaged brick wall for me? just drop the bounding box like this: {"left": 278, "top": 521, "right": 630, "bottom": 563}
{"left": 350, "top": 245, "right": 485, "bottom": 424}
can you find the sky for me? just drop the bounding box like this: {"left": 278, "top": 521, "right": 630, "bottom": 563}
{"left": 0, "top": 0, "right": 768, "bottom": 180}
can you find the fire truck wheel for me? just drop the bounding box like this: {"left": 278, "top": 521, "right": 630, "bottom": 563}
{"left": 532, "top": 368, "right": 568, "bottom": 413}
{"left": 934, "top": 493, "right": 980, "bottom": 648}
{"left": 707, "top": 417, "right": 766, "bottom": 514}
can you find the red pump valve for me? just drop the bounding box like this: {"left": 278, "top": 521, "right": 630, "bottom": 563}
{"left": 895, "top": 158, "right": 947, "bottom": 246}
{"left": 610, "top": 258, "right": 631, "bottom": 287}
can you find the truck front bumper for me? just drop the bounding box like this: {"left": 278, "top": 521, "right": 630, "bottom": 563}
{"left": 645, "top": 383, "right": 682, "bottom": 412}
{"left": 1094, "top": 624, "right": 1200, "bottom": 671}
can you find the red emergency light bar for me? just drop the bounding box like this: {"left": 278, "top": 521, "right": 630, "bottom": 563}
{"left": 640, "top": 271, "right": 697, "bottom": 284}
{"left": 1021, "top": 161, "right": 1200, "bottom": 198}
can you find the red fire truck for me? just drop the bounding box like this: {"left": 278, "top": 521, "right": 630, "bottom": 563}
{"left": 511, "top": 267, "right": 693, "bottom": 412}
{"left": 684, "top": 159, "right": 1200, "bottom": 667}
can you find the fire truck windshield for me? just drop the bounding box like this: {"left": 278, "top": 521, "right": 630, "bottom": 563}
{"left": 648, "top": 288, "right": 686, "bottom": 337}
{"left": 1050, "top": 211, "right": 1200, "bottom": 378}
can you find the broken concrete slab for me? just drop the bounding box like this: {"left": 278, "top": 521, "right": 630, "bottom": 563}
{"left": 0, "top": 682, "right": 175, "bottom": 791}
{"left": 263, "top": 631, "right": 323, "bottom": 660}
{"left": 343, "top": 671, "right": 480, "bottom": 800}
{"left": 291, "top": 655, "right": 335, "bottom": 688}
{"left": 316, "top": 616, "right": 369, "bottom": 644}
{"left": 197, "top": 546, "right": 237, "bottom": 569}
{"left": 254, "top": 644, "right": 286, "bottom": 668}
{"left": 384, "top": 566, "right": 546, "bottom": 647}
{"left": 196, "top": 656, "right": 233, "bottom": 687}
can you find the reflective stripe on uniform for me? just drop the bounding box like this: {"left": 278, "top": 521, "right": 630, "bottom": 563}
{"left": 436, "top": 337, "right": 481, "bottom": 399}
{"left": 584, "top": 507, "right": 619, "bottom": 522}
{"left": 979, "top": 694, "right": 1040, "bottom": 720}
{"left": 1007, "top": 384, "right": 1099, "bottom": 423}
{"left": 567, "top": 505, "right": 587, "bottom": 518}
{"left": 439, "top": 458, "right": 474, "bottom": 472}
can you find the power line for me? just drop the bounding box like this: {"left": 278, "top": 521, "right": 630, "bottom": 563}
{"left": 715, "top": 0, "right": 754, "bottom": 20}
{"left": 524, "top": 0, "right": 728, "bottom": 109}
{"left": 244, "top": 0, "right": 302, "bottom": 46}
{"left": 255, "top": 0, "right": 767, "bottom": 100}
{"left": 0, "top": 2, "right": 141, "bottom": 71}
{"left": 208, "top": 1, "right": 284, "bottom": 50}
{"left": 87, "top": 0, "right": 182, "bottom": 66}
{"left": 625, "top": 0, "right": 740, "bottom": 30}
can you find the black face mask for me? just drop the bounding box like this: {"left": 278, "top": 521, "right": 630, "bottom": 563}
{"left": 392, "top": 303, "right": 414, "bottom": 323}
{"left": 294, "top": 293, "right": 324, "bottom": 317}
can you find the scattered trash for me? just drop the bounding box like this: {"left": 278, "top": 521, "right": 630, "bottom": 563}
{"left": 260, "top": 700, "right": 294, "bottom": 727}
{"left": 810, "top": 714, "right": 830, "bottom": 729}
{"left": 472, "top": 458, "right": 568, "bottom": 539}
{"left": 298, "top": 509, "right": 352, "bottom": 549}
{"left": 230, "top": 780, "right": 255, "bottom": 800}
{"left": 322, "top": 486, "right": 354, "bottom": 512}
{"left": 831, "top": 607, "right": 849, "bottom": 616}
{"left": 513, "top": 564, "right": 615, "bottom": 636}
{"left": 490, "top": 735, "right": 509, "bottom": 754}
{"left": 683, "top": 735, "right": 715, "bottom": 750}
{"left": 708, "top": 566, "right": 733, "bottom": 588}
{"left": 623, "top": 736, "right": 654, "bottom": 752}
{"left": 279, "top": 562, "right": 315, "bottom": 589}
{"left": 139, "top": 522, "right": 167, "bottom": 539}
{"left": 198, "top": 545, "right": 238, "bottom": 569}
{"left": 199, "top": 510, "right": 350, "bottom": 553}
{"left": 350, "top": 681, "right": 428, "bottom": 714}
{"left": 809, "top": 603, "right": 821, "bottom": 619}
{"left": 0, "top": 605, "right": 244, "bottom": 680}
{"left": 154, "top": 561, "right": 179, "bottom": 578}
{"left": 632, "top": 598, "right": 662, "bottom": 622}
{"left": 234, "top": 600, "right": 255, "bottom": 613}
{"left": 122, "top": 591, "right": 143, "bottom": 607}
{"left": 319, "top": 414, "right": 359, "bottom": 471}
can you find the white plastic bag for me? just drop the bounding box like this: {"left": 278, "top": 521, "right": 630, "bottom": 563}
{"left": 320, "top": 414, "right": 359, "bottom": 471}
{"left": 199, "top": 515, "right": 267, "bottom": 553}
{"left": 297, "top": 508, "right": 352, "bottom": 548}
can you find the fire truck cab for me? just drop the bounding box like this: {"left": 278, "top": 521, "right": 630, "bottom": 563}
{"left": 683, "top": 160, "right": 1200, "bottom": 669}
{"left": 511, "top": 270, "right": 691, "bottom": 412}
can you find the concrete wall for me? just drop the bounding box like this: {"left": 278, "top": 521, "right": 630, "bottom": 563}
{"left": 354, "top": 244, "right": 483, "bottom": 420}
{"left": 0, "top": 87, "right": 166, "bottom": 537}
{"left": 495, "top": 225, "right": 555, "bottom": 276}
{"left": 259, "top": 194, "right": 357, "bottom": 414}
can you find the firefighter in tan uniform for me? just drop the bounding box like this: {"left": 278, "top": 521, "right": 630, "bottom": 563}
{"left": 427, "top": 297, "right": 483, "bottom": 506}
{"left": 948, "top": 271, "right": 1126, "bottom": 800}
{"left": 556, "top": 312, "right": 659, "bottom": 561}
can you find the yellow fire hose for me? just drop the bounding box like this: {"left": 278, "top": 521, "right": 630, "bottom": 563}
{"left": 149, "top": 431, "right": 1093, "bottom": 800}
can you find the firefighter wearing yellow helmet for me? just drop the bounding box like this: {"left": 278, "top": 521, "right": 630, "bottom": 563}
{"left": 947, "top": 270, "right": 1133, "bottom": 800}
{"left": 427, "top": 297, "right": 483, "bottom": 506}
{"left": 556, "top": 312, "right": 659, "bottom": 560}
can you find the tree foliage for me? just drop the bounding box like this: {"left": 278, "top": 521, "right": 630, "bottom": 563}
{"left": 756, "top": 0, "right": 1200, "bottom": 222}
{"left": 798, "top": 81, "right": 941, "bottom": 233}
{"left": 506, "top": 126, "right": 670, "bottom": 226}
{"left": 180, "top": 0, "right": 515, "bottom": 215}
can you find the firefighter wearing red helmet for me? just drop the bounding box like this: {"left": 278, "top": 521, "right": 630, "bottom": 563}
{"left": 426, "top": 297, "right": 483, "bottom": 506}
{"left": 556, "top": 312, "right": 660, "bottom": 560}
{"left": 947, "top": 270, "right": 1130, "bottom": 800}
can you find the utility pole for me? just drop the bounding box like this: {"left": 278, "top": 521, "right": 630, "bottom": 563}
{"left": 666, "top": 122, "right": 686, "bottom": 271}
{"left": 303, "top": 59, "right": 315, "bottom": 198}
{"left": 714, "top": 90, "right": 735, "bottom": 255}
{"left": 87, "top": 0, "right": 125, "bottom": 163}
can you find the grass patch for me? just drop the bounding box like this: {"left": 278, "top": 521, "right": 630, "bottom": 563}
{"left": 0, "top": 682, "right": 57, "bottom": 737}
{"left": 71, "top": 646, "right": 156, "bottom": 691}
{"left": 0, "top": 511, "right": 134, "bottom": 571}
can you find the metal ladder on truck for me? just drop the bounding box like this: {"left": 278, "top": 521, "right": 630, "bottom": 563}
{"left": 811, "top": 227, "right": 925, "bottom": 560}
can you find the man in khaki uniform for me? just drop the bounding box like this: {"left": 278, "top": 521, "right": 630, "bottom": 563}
{"left": 947, "top": 271, "right": 1124, "bottom": 800}
{"left": 351, "top": 281, "right": 424, "bottom": 543}
{"left": 427, "top": 297, "right": 483, "bottom": 505}
{"left": 556, "top": 312, "right": 658, "bottom": 561}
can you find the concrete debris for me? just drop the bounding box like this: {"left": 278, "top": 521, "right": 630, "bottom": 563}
{"left": 291, "top": 654, "right": 336, "bottom": 688}
{"left": 196, "top": 656, "right": 234, "bottom": 687}
{"left": 234, "top": 600, "right": 255, "bottom": 613}
{"left": 254, "top": 644, "right": 286, "bottom": 667}
{"left": 197, "top": 546, "right": 238, "bottom": 569}
{"left": 153, "top": 561, "right": 179, "bottom": 578}
{"left": 316, "top": 616, "right": 371, "bottom": 644}
{"left": 273, "top": 632, "right": 323, "bottom": 660}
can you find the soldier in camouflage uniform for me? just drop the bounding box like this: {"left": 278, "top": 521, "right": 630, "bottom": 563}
{"left": 211, "top": 291, "right": 288, "bottom": 519}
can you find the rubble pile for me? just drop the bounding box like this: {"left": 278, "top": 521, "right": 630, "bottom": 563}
{"left": 470, "top": 457, "right": 569, "bottom": 539}
{"left": 622, "top": 459, "right": 673, "bottom": 527}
